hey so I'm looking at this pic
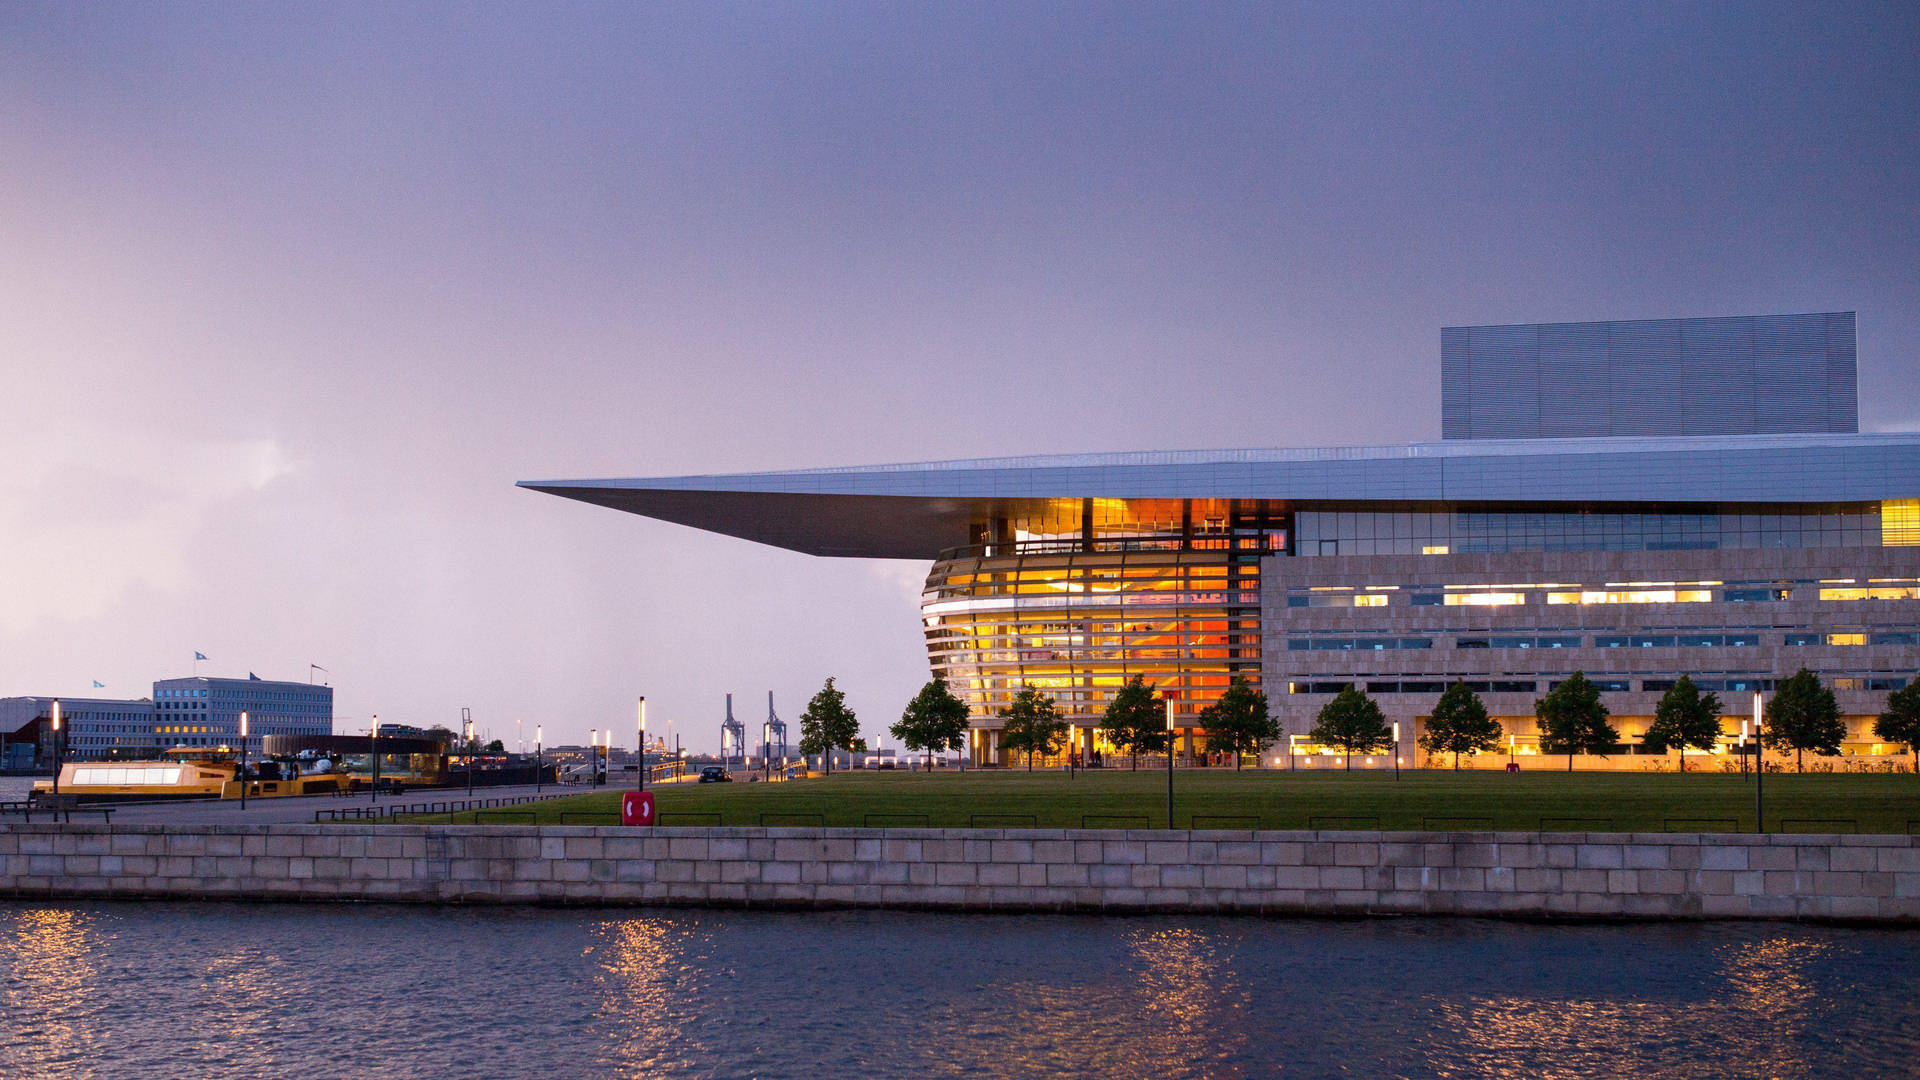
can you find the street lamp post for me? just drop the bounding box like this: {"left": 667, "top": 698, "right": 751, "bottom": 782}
{"left": 370, "top": 714, "right": 380, "bottom": 803}
{"left": 1165, "top": 694, "right": 1175, "bottom": 830}
{"left": 239, "top": 711, "right": 249, "bottom": 810}
{"left": 1753, "top": 692, "right": 1765, "bottom": 832}
{"left": 1392, "top": 722, "right": 1401, "bottom": 781}
{"left": 637, "top": 696, "right": 646, "bottom": 793}
{"left": 465, "top": 713, "right": 476, "bottom": 797}
{"left": 589, "top": 729, "right": 598, "bottom": 787}
{"left": 535, "top": 724, "right": 544, "bottom": 793}
{"left": 50, "top": 700, "right": 62, "bottom": 803}
{"left": 764, "top": 721, "right": 772, "bottom": 782}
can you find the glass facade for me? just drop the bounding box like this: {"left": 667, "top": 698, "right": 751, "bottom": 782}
{"left": 923, "top": 537, "right": 1263, "bottom": 728}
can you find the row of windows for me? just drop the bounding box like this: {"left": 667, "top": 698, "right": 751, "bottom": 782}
{"left": 1287, "top": 580, "right": 1920, "bottom": 608}
{"left": 1285, "top": 630, "right": 1919, "bottom": 651}
{"left": 1294, "top": 504, "right": 1891, "bottom": 556}
{"left": 1288, "top": 675, "right": 1910, "bottom": 695}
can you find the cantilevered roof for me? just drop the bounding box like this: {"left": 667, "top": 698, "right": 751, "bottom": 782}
{"left": 519, "top": 432, "right": 1920, "bottom": 560}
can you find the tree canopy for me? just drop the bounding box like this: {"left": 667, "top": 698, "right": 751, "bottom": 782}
{"left": 891, "top": 676, "right": 972, "bottom": 770}
{"left": 1764, "top": 668, "right": 1845, "bottom": 771}
{"left": 1200, "top": 677, "right": 1279, "bottom": 770}
{"left": 1642, "top": 675, "right": 1724, "bottom": 772}
{"left": 1307, "top": 686, "right": 1391, "bottom": 770}
{"left": 1874, "top": 678, "right": 1920, "bottom": 774}
{"left": 1102, "top": 674, "right": 1168, "bottom": 769}
{"left": 1535, "top": 672, "right": 1618, "bottom": 771}
{"left": 998, "top": 686, "right": 1066, "bottom": 771}
{"left": 1418, "top": 681, "right": 1502, "bottom": 769}
{"left": 798, "top": 676, "right": 861, "bottom": 773}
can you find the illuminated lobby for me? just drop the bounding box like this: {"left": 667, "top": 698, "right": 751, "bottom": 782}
{"left": 523, "top": 311, "right": 1920, "bottom": 768}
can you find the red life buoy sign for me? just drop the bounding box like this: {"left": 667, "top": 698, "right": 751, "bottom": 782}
{"left": 621, "top": 790, "right": 656, "bottom": 826}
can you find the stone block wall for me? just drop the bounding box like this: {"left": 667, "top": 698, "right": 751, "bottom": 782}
{"left": 2, "top": 825, "right": 1918, "bottom": 921}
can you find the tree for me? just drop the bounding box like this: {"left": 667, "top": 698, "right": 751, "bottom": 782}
{"left": 1200, "top": 677, "right": 1280, "bottom": 770}
{"left": 1764, "top": 668, "right": 1844, "bottom": 772}
{"left": 1641, "top": 675, "right": 1723, "bottom": 773}
{"left": 998, "top": 686, "right": 1066, "bottom": 772}
{"left": 892, "top": 676, "right": 971, "bottom": 771}
{"left": 799, "top": 676, "right": 861, "bottom": 774}
{"left": 1535, "top": 672, "right": 1618, "bottom": 772}
{"left": 485, "top": 739, "right": 506, "bottom": 754}
{"left": 1102, "top": 675, "right": 1168, "bottom": 770}
{"left": 1418, "top": 681, "right": 1502, "bottom": 769}
{"left": 1308, "top": 686, "right": 1391, "bottom": 771}
{"left": 1874, "top": 678, "right": 1920, "bottom": 776}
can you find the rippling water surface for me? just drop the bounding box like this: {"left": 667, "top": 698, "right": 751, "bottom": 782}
{"left": 2, "top": 902, "right": 1915, "bottom": 1079}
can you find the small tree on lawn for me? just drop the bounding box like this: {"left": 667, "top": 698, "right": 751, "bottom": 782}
{"left": 1642, "top": 675, "right": 1724, "bottom": 774}
{"left": 1308, "top": 685, "right": 1391, "bottom": 771}
{"left": 1764, "top": 668, "right": 1845, "bottom": 773}
{"left": 799, "top": 676, "right": 861, "bottom": 775}
{"left": 1418, "top": 681, "right": 1502, "bottom": 769}
{"left": 1103, "top": 674, "right": 1167, "bottom": 771}
{"left": 892, "top": 675, "right": 972, "bottom": 772}
{"left": 1200, "top": 676, "right": 1280, "bottom": 771}
{"left": 999, "top": 686, "right": 1066, "bottom": 772}
{"left": 1874, "top": 677, "right": 1920, "bottom": 776}
{"left": 1536, "top": 672, "right": 1617, "bottom": 772}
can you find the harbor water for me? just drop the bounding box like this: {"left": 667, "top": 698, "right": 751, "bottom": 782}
{"left": 2, "top": 902, "right": 1916, "bottom": 1079}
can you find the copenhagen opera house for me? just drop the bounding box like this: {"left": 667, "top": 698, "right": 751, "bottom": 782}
{"left": 524, "top": 312, "right": 1920, "bottom": 769}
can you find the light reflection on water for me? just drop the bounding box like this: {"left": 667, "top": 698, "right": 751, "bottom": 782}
{"left": 1, "top": 903, "right": 1915, "bottom": 1080}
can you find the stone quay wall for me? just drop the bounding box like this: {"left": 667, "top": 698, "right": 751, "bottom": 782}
{"left": 3, "top": 824, "right": 1919, "bottom": 921}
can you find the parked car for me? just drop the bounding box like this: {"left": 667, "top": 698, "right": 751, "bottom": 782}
{"left": 698, "top": 766, "right": 733, "bottom": 783}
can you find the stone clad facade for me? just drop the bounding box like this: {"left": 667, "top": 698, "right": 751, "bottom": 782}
{"left": 1266, "top": 546, "right": 1920, "bottom": 766}
{"left": 3, "top": 824, "right": 1918, "bottom": 921}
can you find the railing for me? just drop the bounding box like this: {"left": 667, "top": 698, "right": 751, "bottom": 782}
{"left": 1, "top": 798, "right": 113, "bottom": 824}
{"left": 936, "top": 531, "right": 1279, "bottom": 562}
{"left": 312, "top": 792, "right": 573, "bottom": 823}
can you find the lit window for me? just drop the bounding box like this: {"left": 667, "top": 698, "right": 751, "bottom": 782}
{"left": 1444, "top": 592, "right": 1526, "bottom": 606}
{"left": 1422, "top": 545, "right": 1450, "bottom": 555}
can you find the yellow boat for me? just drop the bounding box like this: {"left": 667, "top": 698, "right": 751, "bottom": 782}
{"left": 29, "top": 747, "right": 352, "bottom": 804}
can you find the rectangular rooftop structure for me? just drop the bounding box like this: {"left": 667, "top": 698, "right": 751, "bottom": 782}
{"left": 1441, "top": 312, "right": 1857, "bottom": 440}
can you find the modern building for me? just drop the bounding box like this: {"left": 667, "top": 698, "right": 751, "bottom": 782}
{"left": 0, "top": 696, "right": 160, "bottom": 769}
{"left": 152, "top": 676, "right": 333, "bottom": 756}
{"left": 521, "top": 311, "right": 1920, "bottom": 768}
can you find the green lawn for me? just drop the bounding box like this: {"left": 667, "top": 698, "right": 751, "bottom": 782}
{"left": 402, "top": 767, "right": 1920, "bottom": 833}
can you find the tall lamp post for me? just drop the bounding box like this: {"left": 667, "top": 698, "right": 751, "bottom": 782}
{"left": 589, "top": 729, "right": 598, "bottom": 787}
{"left": 1753, "top": 692, "right": 1765, "bottom": 832}
{"left": 50, "top": 699, "right": 62, "bottom": 802}
{"left": 764, "top": 721, "right": 772, "bottom": 782}
{"left": 1392, "top": 722, "right": 1401, "bottom": 781}
{"left": 465, "top": 713, "right": 476, "bottom": 797}
{"left": 637, "top": 696, "right": 646, "bottom": 792}
{"left": 239, "top": 711, "right": 249, "bottom": 810}
{"left": 370, "top": 714, "right": 380, "bottom": 803}
{"left": 535, "top": 724, "right": 544, "bottom": 793}
{"left": 1165, "top": 693, "right": 1176, "bottom": 830}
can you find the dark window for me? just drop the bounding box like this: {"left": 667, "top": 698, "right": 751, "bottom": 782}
{"left": 1411, "top": 593, "right": 1442, "bottom": 607}
{"left": 1457, "top": 638, "right": 1490, "bottom": 649}
{"left": 1399, "top": 681, "right": 1447, "bottom": 693}
{"left": 1489, "top": 681, "right": 1537, "bottom": 693}
{"left": 1783, "top": 633, "right": 1820, "bottom": 646}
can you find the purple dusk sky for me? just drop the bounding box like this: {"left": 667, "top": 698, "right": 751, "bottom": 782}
{"left": 2, "top": 3, "right": 1916, "bottom": 751}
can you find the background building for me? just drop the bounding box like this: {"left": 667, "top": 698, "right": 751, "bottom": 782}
{"left": 152, "top": 676, "right": 333, "bottom": 756}
{"left": 523, "top": 310, "right": 1920, "bottom": 768}
{"left": 0, "top": 696, "right": 158, "bottom": 770}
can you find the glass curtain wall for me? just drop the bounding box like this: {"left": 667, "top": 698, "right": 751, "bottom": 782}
{"left": 925, "top": 500, "right": 1278, "bottom": 764}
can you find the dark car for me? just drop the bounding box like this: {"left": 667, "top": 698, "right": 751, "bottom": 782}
{"left": 698, "top": 766, "right": 733, "bottom": 783}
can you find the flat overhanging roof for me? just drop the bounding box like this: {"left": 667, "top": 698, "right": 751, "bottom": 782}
{"left": 519, "top": 432, "right": 1920, "bottom": 559}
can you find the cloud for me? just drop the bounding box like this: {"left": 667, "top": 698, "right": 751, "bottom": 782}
{"left": 0, "top": 428, "right": 295, "bottom": 632}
